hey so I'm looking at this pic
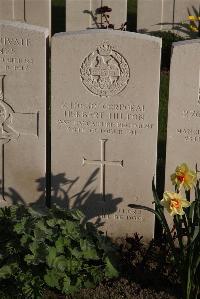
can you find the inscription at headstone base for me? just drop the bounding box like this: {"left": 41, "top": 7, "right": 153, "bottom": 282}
{"left": 0, "top": 0, "right": 51, "bottom": 33}
{"left": 52, "top": 31, "right": 161, "bottom": 240}
{"left": 66, "top": 0, "right": 127, "bottom": 31}
{"left": 0, "top": 21, "right": 48, "bottom": 206}
{"left": 137, "top": 0, "right": 200, "bottom": 37}
{"left": 165, "top": 40, "right": 200, "bottom": 194}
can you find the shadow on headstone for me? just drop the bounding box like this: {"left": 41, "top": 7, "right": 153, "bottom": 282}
{"left": 83, "top": 10, "right": 100, "bottom": 29}
{"left": 155, "top": 5, "right": 200, "bottom": 38}
{"left": 51, "top": 168, "right": 123, "bottom": 229}
{"left": 0, "top": 168, "right": 123, "bottom": 231}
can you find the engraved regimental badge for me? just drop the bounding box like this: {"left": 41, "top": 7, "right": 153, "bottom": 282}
{"left": 80, "top": 41, "right": 130, "bottom": 97}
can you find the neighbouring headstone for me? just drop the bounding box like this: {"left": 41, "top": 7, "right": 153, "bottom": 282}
{"left": 51, "top": 30, "right": 161, "bottom": 240}
{"left": 0, "top": 21, "right": 48, "bottom": 206}
{"left": 66, "top": 0, "right": 127, "bottom": 31}
{"left": 137, "top": 0, "right": 200, "bottom": 37}
{"left": 165, "top": 40, "right": 200, "bottom": 191}
{"left": 0, "top": 0, "right": 51, "bottom": 33}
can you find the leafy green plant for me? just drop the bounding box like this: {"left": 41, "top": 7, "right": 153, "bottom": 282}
{"left": 0, "top": 205, "right": 119, "bottom": 298}
{"left": 129, "top": 163, "right": 200, "bottom": 299}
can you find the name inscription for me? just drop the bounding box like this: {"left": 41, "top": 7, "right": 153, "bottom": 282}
{"left": 0, "top": 35, "right": 33, "bottom": 72}
{"left": 57, "top": 101, "right": 154, "bottom": 137}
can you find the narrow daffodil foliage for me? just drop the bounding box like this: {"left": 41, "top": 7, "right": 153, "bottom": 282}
{"left": 129, "top": 162, "right": 200, "bottom": 299}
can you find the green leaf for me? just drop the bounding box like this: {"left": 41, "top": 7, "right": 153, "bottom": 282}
{"left": 128, "top": 204, "right": 162, "bottom": 220}
{"left": 105, "top": 256, "right": 118, "bottom": 278}
{"left": 24, "top": 254, "right": 35, "bottom": 264}
{"left": 89, "top": 266, "right": 104, "bottom": 283}
{"left": 65, "top": 258, "right": 82, "bottom": 274}
{"left": 14, "top": 217, "right": 28, "bottom": 234}
{"left": 191, "top": 226, "right": 199, "bottom": 244}
{"left": 67, "top": 277, "right": 82, "bottom": 294}
{"left": 84, "top": 280, "right": 95, "bottom": 288}
{"left": 28, "top": 241, "right": 48, "bottom": 263}
{"left": 189, "top": 201, "right": 196, "bottom": 223}
{"left": 61, "top": 221, "right": 81, "bottom": 240}
{"left": 54, "top": 255, "right": 68, "bottom": 272}
{"left": 34, "top": 220, "right": 53, "bottom": 240}
{"left": 70, "top": 247, "right": 83, "bottom": 259}
{"left": 46, "top": 247, "right": 57, "bottom": 267}
{"left": 62, "top": 276, "right": 71, "bottom": 293}
{"left": 20, "top": 234, "right": 32, "bottom": 246}
{"left": 44, "top": 269, "right": 61, "bottom": 289}
{"left": 55, "top": 237, "right": 65, "bottom": 253}
{"left": 0, "top": 263, "right": 18, "bottom": 279}
{"left": 80, "top": 239, "right": 99, "bottom": 260}
{"left": 46, "top": 218, "right": 57, "bottom": 227}
{"left": 70, "top": 209, "right": 85, "bottom": 221}
{"left": 152, "top": 177, "right": 162, "bottom": 207}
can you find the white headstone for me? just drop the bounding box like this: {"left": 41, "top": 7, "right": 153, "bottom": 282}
{"left": 0, "top": 21, "right": 48, "bottom": 206}
{"left": 51, "top": 30, "right": 161, "bottom": 241}
{"left": 66, "top": 0, "right": 127, "bottom": 31}
{"left": 0, "top": 0, "right": 51, "bottom": 33}
{"left": 165, "top": 39, "right": 200, "bottom": 191}
{"left": 137, "top": 0, "right": 200, "bottom": 37}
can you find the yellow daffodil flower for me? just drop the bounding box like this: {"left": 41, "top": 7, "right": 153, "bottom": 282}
{"left": 188, "top": 15, "right": 200, "bottom": 21}
{"left": 161, "top": 191, "right": 191, "bottom": 216}
{"left": 188, "top": 15, "right": 200, "bottom": 32}
{"left": 189, "top": 24, "right": 198, "bottom": 32}
{"left": 171, "top": 163, "right": 197, "bottom": 191}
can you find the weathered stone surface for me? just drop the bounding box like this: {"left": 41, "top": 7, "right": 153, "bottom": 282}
{"left": 0, "top": 0, "right": 51, "bottom": 33}
{"left": 165, "top": 40, "right": 200, "bottom": 192}
{"left": 0, "top": 21, "right": 48, "bottom": 207}
{"left": 66, "top": 0, "right": 127, "bottom": 31}
{"left": 51, "top": 30, "right": 161, "bottom": 240}
{"left": 137, "top": 0, "right": 200, "bottom": 37}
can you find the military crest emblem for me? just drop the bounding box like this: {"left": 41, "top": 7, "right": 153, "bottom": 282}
{"left": 80, "top": 41, "right": 130, "bottom": 97}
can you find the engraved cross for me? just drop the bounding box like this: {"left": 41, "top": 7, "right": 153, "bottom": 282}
{"left": 82, "top": 139, "right": 123, "bottom": 200}
{"left": 0, "top": 75, "right": 38, "bottom": 200}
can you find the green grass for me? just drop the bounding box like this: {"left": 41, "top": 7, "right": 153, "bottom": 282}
{"left": 127, "top": 0, "right": 137, "bottom": 31}
{"left": 157, "top": 72, "right": 169, "bottom": 198}
{"left": 128, "top": 0, "right": 137, "bottom": 15}
{"left": 159, "top": 73, "right": 169, "bottom": 143}
{"left": 52, "top": 0, "right": 64, "bottom": 7}
{"left": 52, "top": 0, "right": 65, "bottom": 34}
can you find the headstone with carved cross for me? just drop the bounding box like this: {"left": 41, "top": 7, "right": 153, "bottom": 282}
{"left": 0, "top": 21, "right": 48, "bottom": 207}
{"left": 0, "top": 0, "right": 51, "bottom": 33}
{"left": 165, "top": 40, "right": 200, "bottom": 195}
{"left": 137, "top": 0, "right": 200, "bottom": 37}
{"left": 51, "top": 30, "right": 161, "bottom": 241}
{"left": 66, "top": 0, "right": 127, "bottom": 31}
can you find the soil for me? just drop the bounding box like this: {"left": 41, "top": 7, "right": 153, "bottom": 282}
{"left": 66, "top": 278, "right": 178, "bottom": 299}
{"left": 45, "top": 278, "right": 178, "bottom": 299}
{"left": 45, "top": 235, "right": 181, "bottom": 299}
